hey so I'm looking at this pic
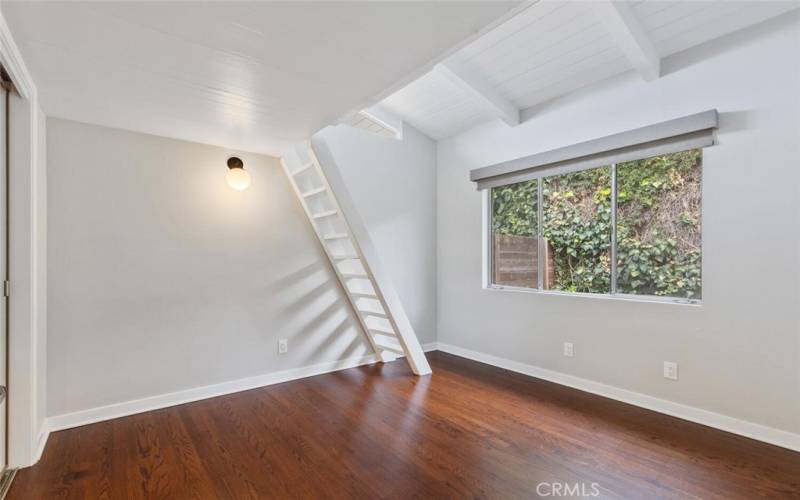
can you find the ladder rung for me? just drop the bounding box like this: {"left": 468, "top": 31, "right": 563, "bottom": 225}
{"left": 373, "top": 333, "right": 401, "bottom": 346}
{"left": 368, "top": 322, "right": 394, "bottom": 334}
{"left": 311, "top": 210, "right": 338, "bottom": 219}
{"left": 301, "top": 187, "right": 327, "bottom": 198}
{"left": 291, "top": 162, "right": 314, "bottom": 175}
{"left": 379, "top": 344, "right": 403, "bottom": 355}
{"left": 369, "top": 328, "right": 396, "bottom": 338}
{"left": 341, "top": 273, "right": 368, "bottom": 279}
{"left": 350, "top": 292, "right": 376, "bottom": 298}
{"left": 323, "top": 233, "right": 349, "bottom": 241}
{"left": 362, "top": 310, "right": 387, "bottom": 318}
{"left": 332, "top": 253, "right": 359, "bottom": 260}
{"left": 374, "top": 337, "right": 404, "bottom": 355}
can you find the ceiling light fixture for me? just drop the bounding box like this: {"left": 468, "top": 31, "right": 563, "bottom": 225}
{"left": 225, "top": 156, "right": 251, "bottom": 191}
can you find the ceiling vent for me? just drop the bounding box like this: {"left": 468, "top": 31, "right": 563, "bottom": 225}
{"left": 342, "top": 106, "right": 402, "bottom": 140}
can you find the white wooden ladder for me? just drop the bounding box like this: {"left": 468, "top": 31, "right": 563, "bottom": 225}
{"left": 280, "top": 141, "right": 431, "bottom": 376}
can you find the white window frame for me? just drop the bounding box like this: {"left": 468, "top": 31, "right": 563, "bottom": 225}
{"left": 483, "top": 161, "right": 702, "bottom": 306}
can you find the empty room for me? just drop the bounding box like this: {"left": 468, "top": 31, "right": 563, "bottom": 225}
{"left": 0, "top": 0, "right": 797, "bottom": 498}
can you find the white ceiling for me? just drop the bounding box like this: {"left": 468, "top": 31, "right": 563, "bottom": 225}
{"left": 1, "top": 1, "right": 520, "bottom": 156}
{"left": 381, "top": 1, "right": 800, "bottom": 140}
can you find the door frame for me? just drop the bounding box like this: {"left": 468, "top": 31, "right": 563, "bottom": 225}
{"left": 0, "top": 13, "right": 47, "bottom": 468}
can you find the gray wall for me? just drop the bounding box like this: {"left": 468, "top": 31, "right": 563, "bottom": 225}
{"left": 317, "top": 124, "right": 437, "bottom": 344}
{"left": 436, "top": 14, "right": 800, "bottom": 434}
{"left": 46, "top": 119, "right": 372, "bottom": 417}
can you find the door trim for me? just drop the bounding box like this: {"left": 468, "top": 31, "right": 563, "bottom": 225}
{"left": 0, "top": 19, "right": 47, "bottom": 464}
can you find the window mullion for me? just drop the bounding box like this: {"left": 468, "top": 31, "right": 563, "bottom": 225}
{"left": 484, "top": 188, "right": 493, "bottom": 288}
{"left": 537, "top": 178, "right": 544, "bottom": 290}
{"left": 610, "top": 164, "right": 618, "bottom": 295}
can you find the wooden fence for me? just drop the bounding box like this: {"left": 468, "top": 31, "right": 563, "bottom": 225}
{"left": 493, "top": 234, "right": 554, "bottom": 289}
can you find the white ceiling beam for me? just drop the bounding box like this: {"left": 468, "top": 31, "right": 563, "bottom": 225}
{"left": 591, "top": 1, "right": 660, "bottom": 82}
{"left": 435, "top": 62, "right": 519, "bottom": 127}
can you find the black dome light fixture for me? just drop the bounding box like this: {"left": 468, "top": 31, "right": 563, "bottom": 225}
{"left": 225, "top": 156, "right": 251, "bottom": 191}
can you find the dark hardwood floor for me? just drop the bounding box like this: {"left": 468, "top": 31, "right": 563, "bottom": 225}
{"left": 9, "top": 351, "right": 800, "bottom": 499}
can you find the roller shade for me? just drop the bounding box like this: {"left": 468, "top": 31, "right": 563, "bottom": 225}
{"left": 470, "top": 110, "right": 718, "bottom": 190}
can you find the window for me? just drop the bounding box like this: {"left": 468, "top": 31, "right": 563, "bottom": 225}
{"left": 542, "top": 166, "right": 611, "bottom": 294}
{"left": 615, "top": 150, "right": 702, "bottom": 300}
{"left": 491, "top": 179, "right": 538, "bottom": 288}
{"left": 488, "top": 149, "right": 702, "bottom": 302}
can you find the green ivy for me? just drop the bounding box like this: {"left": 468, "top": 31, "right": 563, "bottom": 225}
{"left": 492, "top": 179, "right": 537, "bottom": 237}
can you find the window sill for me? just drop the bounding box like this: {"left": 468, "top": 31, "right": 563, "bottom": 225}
{"left": 484, "top": 284, "right": 702, "bottom": 306}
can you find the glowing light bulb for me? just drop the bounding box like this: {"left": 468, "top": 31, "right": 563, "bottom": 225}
{"left": 225, "top": 157, "right": 251, "bottom": 191}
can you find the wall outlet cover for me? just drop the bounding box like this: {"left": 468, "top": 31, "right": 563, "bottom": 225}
{"left": 663, "top": 361, "right": 678, "bottom": 380}
{"left": 563, "top": 342, "right": 574, "bottom": 357}
{"left": 278, "top": 339, "right": 289, "bottom": 354}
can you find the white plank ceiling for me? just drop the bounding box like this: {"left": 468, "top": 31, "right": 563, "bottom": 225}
{"left": 1, "top": 1, "right": 520, "bottom": 156}
{"left": 381, "top": 0, "right": 800, "bottom": 140}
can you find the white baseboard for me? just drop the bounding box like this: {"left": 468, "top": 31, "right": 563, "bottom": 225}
{"left": 47, "top": 352, "right": 384, "bottom": 433}
{"left": 432, "top": 342, "right": 800, "bottom": 453}
{"left": 46, "top": 343, "right": 439, "bottom": 437}
{"left": 45, "top": 342, "right": 795, "bottom": 462}
{"left": 421, "top": 341, "right": 438, "bottom": 352}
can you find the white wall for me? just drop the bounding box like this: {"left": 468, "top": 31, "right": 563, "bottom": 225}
{"left": 316, "top": 124, "right": 437, "bottom": 344}
{"left": 46, "top": 119, "right": 373, "bottom": 418}
{"left": 436, "top": 13, "right": 800, "bottom": 437}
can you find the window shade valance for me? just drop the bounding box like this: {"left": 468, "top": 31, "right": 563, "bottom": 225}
{"left": 470, "top": 109, "right": 718, "bottom": 190}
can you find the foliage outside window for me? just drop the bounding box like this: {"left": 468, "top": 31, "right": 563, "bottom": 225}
{"left": 489, "top": 149, "right": 702, "bottom": 301}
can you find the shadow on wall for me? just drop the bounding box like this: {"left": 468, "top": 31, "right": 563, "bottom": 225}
{"left": 717, "top": 111, "right": 752, "bottom": 135}
{"left": 262, "top": 259, "right": 373, "bottom": 366}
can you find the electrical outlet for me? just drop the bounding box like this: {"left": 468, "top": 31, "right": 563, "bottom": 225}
{"left": 278, "top": 339, "right": 288, "bottom": 354}
{"left": 663, "top": 361, "right": 678, "bottom": 380}
{"left": 563, "top": 342, "right": 574, "bottom": 357}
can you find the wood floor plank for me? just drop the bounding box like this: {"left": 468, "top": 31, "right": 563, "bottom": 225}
{"left": 8, "top": 352, "right": 800, "bottom": 499}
